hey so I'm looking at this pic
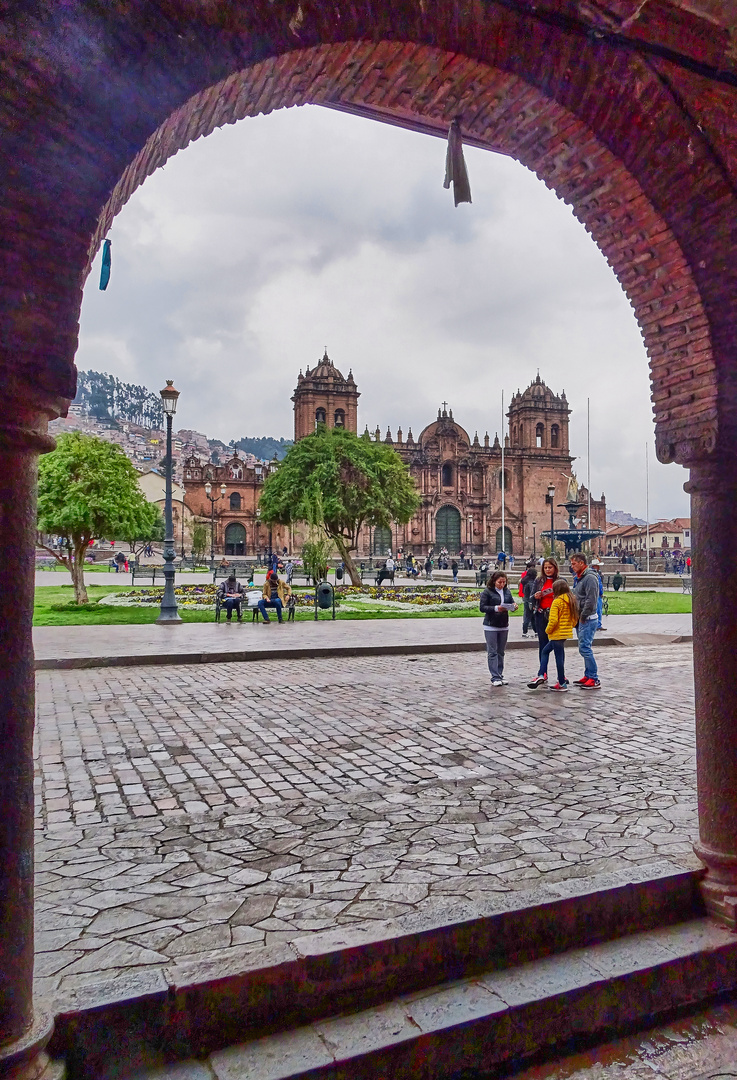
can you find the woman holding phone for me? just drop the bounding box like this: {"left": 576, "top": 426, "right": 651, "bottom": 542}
{"left": 480, "top": 570, "right": 518, "bottom": 687}
{"left": 532, "top": 557, "right": 560, "bottom": 670}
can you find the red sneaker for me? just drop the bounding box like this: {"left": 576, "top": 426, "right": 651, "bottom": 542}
{"left": 581, "top": 678, "right": 601, "bottom": 689}
{"left": 574, "top": 677, "right": 588, "bottom": 685}
{"left": 549, "top": 682, "right": 568, "bottom": 692}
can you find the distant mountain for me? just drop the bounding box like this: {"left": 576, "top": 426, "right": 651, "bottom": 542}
{"left": 233, "top": 435, "right": 293, "bottom": 460}
{"left": 607, "top": 510, "right": 646, "bottom": 527}
{"left": 73, "top": 370, "right": 163, "bottom": 429}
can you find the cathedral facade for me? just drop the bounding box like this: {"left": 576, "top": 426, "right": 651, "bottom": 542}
{"left": 291, "top": 352, "right": 606, "bottom": 558}
{"left": 182, "top": 351, "right": 605, "bottom": 559}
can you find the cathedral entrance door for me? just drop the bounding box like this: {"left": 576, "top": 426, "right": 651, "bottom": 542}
{"left": 372, "top": 525, "right": 392, "bottom": 555}
{"left": 495, "top": 526, "right": 513, "bottom": 553}
{"left": 225, "top": 522, "right": 246, "bottom": 556}
{"left": 436, "top": 506, "right": 461, "bottom": 552}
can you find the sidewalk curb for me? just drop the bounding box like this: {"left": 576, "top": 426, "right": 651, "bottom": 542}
{"left": 34, "top": 634, "right": 693, "bottom": 671}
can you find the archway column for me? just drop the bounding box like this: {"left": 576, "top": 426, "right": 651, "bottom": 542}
{"left": 0, "top": 403, "right": 61, "bottom": 1078}
{"left": 689, "top": 454, "right": 737, "bottom": 927}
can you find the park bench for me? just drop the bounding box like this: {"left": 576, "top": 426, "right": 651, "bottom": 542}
{"left": 605, "top": 574, "right": 626, "bottom": 592}
{"left": 131, "top": 566, "right": 159, "bottom": 585}
{"left": 681, "top": 577, "right": 693, "bottom": 594}
{"left": 215, "top": 589, "right": 296, "bottom": 623}
{"left": 212, "top": 565, "right": 255, "bottom": 585}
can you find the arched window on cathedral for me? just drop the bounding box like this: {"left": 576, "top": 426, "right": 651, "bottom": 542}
{"left": 442, "top": 462, "right": 454, "bottom": 487}
{"left": 334, "top": 409, "right": 345, "bottom": 428}
{"left": 512, "top": 425, "right": 518, "bottom": 446}
{"left": 536, "top": 423, "right": 545, "bottom": 448}
{"left": 551, "top": 424, "right": 560, "bottom": 448}
{"left": 498, "top": 469, "right": 510, "bottom": 490}
{"left": 229, "top": 492, "right": 241, "bottom": 511}
{"left": 315, "top": 407, "right": 326, "bottom": 426}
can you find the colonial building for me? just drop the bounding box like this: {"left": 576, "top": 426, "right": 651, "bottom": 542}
{"left": 354, "top": 376, "right": 605, "bottom": 557}
{"left": 182, "top": 353, "right": 605, "bottom": 558}
{"left": 181, "top": 452, "right": 290, "bottom": 558}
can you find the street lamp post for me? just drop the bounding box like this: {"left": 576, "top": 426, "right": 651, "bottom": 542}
{"left": 532, "top": 520, "right": 537, "bottom": 559}
{"left": 157, "top": 380, "right": 182, "bottom": 625}
{"left": 546, "top": 484, "right": 556, "bottom": 559}
{"left": 256, "top": 507, "right": 262, "bottom": 564}
{"left": 204, "top": 480, "right": 227, "bottom": 565}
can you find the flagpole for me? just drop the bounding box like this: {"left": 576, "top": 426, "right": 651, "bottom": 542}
{"left": 587, "top": 397, "right": 591, "bottom": 547}
{"left": 646, "top": 441, "right": 650, "bottom": 572}
{"left": 499, "top": 388, "right": 505, "bottom": 557}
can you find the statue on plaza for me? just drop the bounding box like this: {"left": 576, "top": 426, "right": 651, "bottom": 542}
{"left": 561, "top": 472, "right": 580, "bottom": 504}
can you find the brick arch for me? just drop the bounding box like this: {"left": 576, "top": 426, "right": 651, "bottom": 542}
{"left": 4, "top": 7, "right": 737, "bottom": 467}
{"left": 86, "top": 42, "right": 718, "bottom": 466}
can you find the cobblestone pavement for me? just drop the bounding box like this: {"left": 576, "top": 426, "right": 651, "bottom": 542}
{"left": 34, "top": 644, "right": 698, "bottom": 1009}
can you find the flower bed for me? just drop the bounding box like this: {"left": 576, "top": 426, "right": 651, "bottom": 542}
{"left": 336, "top": 585, "right": 481, "bottom": 607}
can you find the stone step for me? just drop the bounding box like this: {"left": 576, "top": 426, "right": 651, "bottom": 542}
{"left": 134, "top": 916, "right": 737, "bottom": 1080}
{"left": 50, "top": 865, "right": 705, "bottom": 1079}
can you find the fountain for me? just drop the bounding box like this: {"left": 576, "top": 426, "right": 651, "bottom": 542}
{"left": 541, "top": 474, "right": 603, "bottom": 556}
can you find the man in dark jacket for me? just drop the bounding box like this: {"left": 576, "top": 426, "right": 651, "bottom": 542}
{"left": 520, "top": 561, "right": 537, "bottom": 637}
{"left": 570, "top": 552, "right": 600, "bottom": 688}
{"left": 218, "top": 573, "right": 244, "bottom": 622}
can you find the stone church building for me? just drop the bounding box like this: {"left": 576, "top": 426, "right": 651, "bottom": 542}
{"left": 182, "top": 351, "right": 605, "bottom": 558}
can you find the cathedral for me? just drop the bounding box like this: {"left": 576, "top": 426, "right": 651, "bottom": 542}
{"left": 182, "top": 351, "right": 605, "bottom": 558}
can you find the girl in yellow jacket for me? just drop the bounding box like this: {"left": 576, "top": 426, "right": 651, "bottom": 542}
{"left": 527, "top": 579, "right": 580, "bottom": 692}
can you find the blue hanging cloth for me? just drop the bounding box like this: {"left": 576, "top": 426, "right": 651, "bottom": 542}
{"left": 99, "top": 239, "right": 112, "bottom": 291}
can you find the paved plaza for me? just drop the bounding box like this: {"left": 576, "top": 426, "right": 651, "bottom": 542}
{"left": 34, "top": 640, "right": 698, "bottom": 1017}
{"left": 33, "top": 612, "right": 692, "bottom": 668}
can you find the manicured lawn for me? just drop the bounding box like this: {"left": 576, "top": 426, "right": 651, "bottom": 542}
{"left": 34, "top": 585, "right": 692, "bottom": 626}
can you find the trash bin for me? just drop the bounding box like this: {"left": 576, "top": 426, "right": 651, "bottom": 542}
{"left": 317, "top": 582, "right": 334, "bottom": 609}
{"left": 335, "top": 566, "right": 344, "bottom": 581}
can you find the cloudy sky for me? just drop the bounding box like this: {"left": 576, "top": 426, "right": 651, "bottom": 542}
{"left": 78, "top": 103, "right": 688, "bottom": 520}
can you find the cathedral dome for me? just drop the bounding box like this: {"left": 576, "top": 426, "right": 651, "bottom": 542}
{"left": 303, "top": 349, "right": 347, "bottom": 384}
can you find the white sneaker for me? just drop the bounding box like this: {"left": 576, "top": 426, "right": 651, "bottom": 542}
{"left": 491, "top": 678, "right": 503, "bottom": 687}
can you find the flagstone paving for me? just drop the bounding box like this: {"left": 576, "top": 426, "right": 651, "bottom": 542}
{"left": 34, "top": 643, "right": 698, "bottom": 1011}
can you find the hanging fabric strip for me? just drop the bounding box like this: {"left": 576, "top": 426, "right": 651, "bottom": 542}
{"left": 443, "top": 118, "right": 472, "bottom": 206}
{"left": 99, "top": 238, "right": 112, "bottom": 291}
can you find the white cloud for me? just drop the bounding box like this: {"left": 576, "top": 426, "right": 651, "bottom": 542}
{"left": 78, "top": 104, "right": 688, "bottom": 519}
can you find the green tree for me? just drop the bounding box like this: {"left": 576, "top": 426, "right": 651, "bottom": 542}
{"left": 259, "top": 427, "right": 420, "bottom": 586}
{"left": 191, "top": 522, "right": 208, "bottom": 563}
{"left": 118, "top": 507, "right": 165, "bottom": 560}
{"left": 301, "top": 534, "right": 334, "bottom": 586}
{"left": 37, "top": 432, "right": 160, "bottom": 603}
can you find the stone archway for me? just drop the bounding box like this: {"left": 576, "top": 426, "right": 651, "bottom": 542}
{"left": 4, "top": 4, "right": 737, "bottom": 1072}
{"left": 224, "top": 522, "right": 246, "bottom": 556}
{"left": 436, "top": 505, "right": 462, "bottom": 552}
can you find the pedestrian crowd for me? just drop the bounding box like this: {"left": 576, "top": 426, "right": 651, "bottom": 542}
{"left": 480, "top": 551, "right": 603, "bottom": 691}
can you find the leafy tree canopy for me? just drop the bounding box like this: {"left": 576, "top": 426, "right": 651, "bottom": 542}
{"left": 259, "top": 427, "right": 419, "bottom": 584}
{"left": 37, "top": 432, "right": 160, "bottom": 601}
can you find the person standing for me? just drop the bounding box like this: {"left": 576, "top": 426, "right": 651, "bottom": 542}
{"left": 497, "top": 549, "right": 507, "bottom": 570}
{"left": 425, "top": 555, "right": 433, "bottom": 580}
{"left": 480, "top": 570, "right": 518, "bottom": 687}
{"left": 531, "top": 557, "right": 559, "bottom": 672}
{"left": 508, "top": 553, "right": 515, "bottom": 572}
{"left": 520, "top": 560, "right": 537, "bottom": 638}
{"left": 570, "top": 552, "right": 601, "bottom": 688}
{"left": 528, "top": 578, "right": 579, "bottom": 692}
{"left": 451, "top": 558, "right": 459, "bottom": 584}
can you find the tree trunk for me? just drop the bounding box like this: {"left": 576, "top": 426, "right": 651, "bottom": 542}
{"left": 332, "top": 534, "right": 361, "bottom": 586}
{"left": 71, "top": 544, "right": 89, "bottom": 604}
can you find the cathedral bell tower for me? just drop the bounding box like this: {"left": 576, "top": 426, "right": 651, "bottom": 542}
{"left": 292, "top": 350, "right": 360, "bottom": 441}
{"left": 507, "top": 375, "right": 570, "bottom": 453}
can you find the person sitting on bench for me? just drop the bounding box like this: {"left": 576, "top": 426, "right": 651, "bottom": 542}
{"left": 219, "top": 573, "right": 244, "bottom": 621}
{"left": 258, "top": 570, "right": 291, "bottom": 624}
